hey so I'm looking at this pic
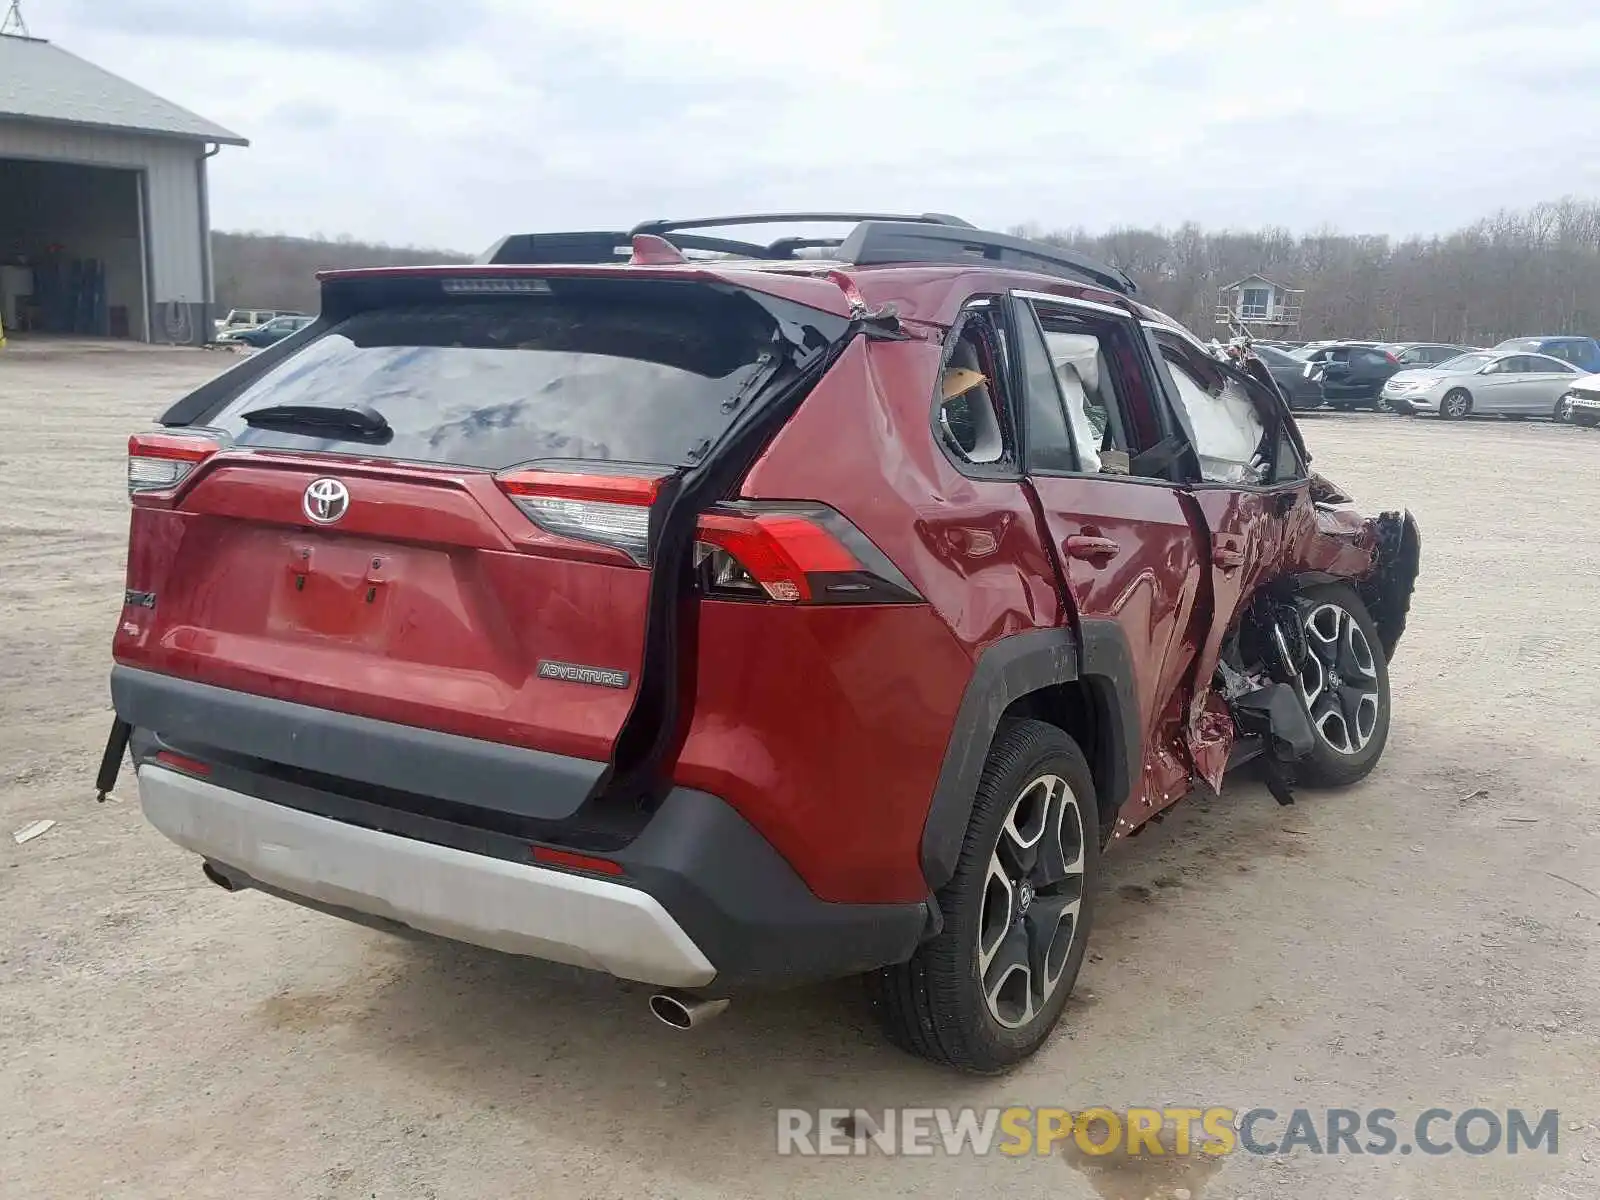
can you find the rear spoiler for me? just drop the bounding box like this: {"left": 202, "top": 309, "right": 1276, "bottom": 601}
{"left": 477, "top": 232, "right": 631, "bottom": 265}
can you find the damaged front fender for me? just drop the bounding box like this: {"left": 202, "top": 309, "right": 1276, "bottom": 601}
{"left": 1202, "top": 506, "right": 1419, "bottom": 800}
{"left": 1359, "top": 509, "right": 1422, "bottom": 660}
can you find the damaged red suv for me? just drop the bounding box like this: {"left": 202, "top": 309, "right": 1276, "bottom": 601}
{"left": 103, "top": 214, "right": 1419, "bottom": 1072}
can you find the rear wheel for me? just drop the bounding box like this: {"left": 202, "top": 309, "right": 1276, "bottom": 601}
{"left": 1555, "top": 394, "right": 1575, "bottom": 423}
{"left": 1441, "top": 389, "right": 1473, "bottom": 419}
{"left": 1294, "top": 584, "right": 1391, "bottom": 788}
{"left": 873, "top": 720, "right": 1098, "bottom": 1073}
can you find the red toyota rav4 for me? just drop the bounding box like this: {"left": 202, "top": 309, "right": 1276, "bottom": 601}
{"left": 104, "top": 214, "right": 1419, "bottom": 1072}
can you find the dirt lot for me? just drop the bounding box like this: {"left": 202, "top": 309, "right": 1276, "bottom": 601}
{"left": 2, "top": 340, "right": 1597, "bottom": 1200}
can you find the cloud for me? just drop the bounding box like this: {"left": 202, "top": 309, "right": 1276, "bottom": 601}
{"left": 31, "top": 0, "right": 1600, "bottom": 249}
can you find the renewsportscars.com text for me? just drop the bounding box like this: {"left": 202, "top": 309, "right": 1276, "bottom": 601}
{"left": 776, "top": 1106, "right": 1561, "bottom": 1158}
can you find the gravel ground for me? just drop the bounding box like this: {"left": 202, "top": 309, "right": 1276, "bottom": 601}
{"left": 2, "top": 340, "right": 1596, "bottom": 1200}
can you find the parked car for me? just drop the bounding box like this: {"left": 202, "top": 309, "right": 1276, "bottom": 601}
{"left": 1305, "top": 343, "right": 1406, "bottom": 410}
{"left": 1382, "top": 350, "right": 1580, "bottom": 418}
{"left": 104, "top": 213, "right": 1420, "bottom": 1073}
{"left": 1291, "top": 340, "right": 1383, "bottom": 359}
{"left": 1491, "top": 336, "right": 1600, "bottom": 374}
{"left": 214, "top": 308, "right": 304, "bottom": 339}
{"left": 1253, "top": 343, "right": 1324, "bottom": 410}
{"left": 1556, "top": 372, "right": 1600, "bottom": 426}
{"left": 229, "top": 314, "right": 316, "bottom": 348}
{"left": 1384, "top": 342, "right": 1473, "bottom": 369}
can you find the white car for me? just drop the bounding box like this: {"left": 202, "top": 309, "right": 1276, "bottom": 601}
{"left": 1559, "top": 373, "right": 1600, "bottom": 427}
{"left": 1382, "top": 351, "right": 1580, "bottom": 418}
{"left": 213, "top": 308, "right": 303, "bottom": 340}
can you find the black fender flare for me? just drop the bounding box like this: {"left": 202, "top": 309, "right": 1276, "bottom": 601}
{"left": 918, "top": 621, "right": 1141, "bottom": 891}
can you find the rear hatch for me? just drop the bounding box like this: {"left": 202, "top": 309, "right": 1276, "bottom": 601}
{"left": 116, "top": 271, "right": 850, "bottom": 772}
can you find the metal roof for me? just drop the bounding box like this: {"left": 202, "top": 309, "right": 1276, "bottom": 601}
{"left": 0, "top": 34, "right": 247, "bottom": 146}
{"left": 1220, "top": 273, "right": 1294, "bottom": 292}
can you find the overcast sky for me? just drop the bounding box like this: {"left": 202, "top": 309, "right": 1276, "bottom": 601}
{"left": 36, "top": 0, "right": 1600, "bottom": 254}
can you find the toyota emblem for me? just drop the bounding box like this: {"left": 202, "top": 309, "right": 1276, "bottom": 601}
{"left": 303, "top": 478, "right": 350, "bottom": 524}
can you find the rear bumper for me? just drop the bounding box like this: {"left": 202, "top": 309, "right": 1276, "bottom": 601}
{"left": 119, "top": 667, "right": 929, "bottom": 989}
{"left": 1388, "top": 390, "right": 1439, "bottom": 411}
{"left": 139, "top": 764, "right": 717, "bottom": 986}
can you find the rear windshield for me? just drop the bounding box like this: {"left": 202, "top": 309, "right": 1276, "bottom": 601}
{"left": 201, "top": 282, "right": 846, "bottom": 470}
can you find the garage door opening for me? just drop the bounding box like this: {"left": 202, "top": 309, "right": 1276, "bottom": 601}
{"left": 0, "top": 157, "right": 147, "bottom": 341}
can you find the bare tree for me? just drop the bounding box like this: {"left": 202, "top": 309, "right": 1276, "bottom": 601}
{"left": 212, "top": 232, "right": 471, "bottom": 314}
{"left": 1032, "top": 197, "right": 1600, "bottom": 342}
{"left": 214, "top": 199, "right": 1600, "bottom": 343}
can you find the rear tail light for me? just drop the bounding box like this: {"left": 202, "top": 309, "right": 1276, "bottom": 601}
{"left": 494, "top": 470, "right": 922, "bottom": 604}
{"left": 1384, "top": 352, "right": 1400, "bottom": 364}
{"left": 495, "top": 468, "right": 665, "bottom": 564}
{"left": 694, "top": 503, "right": 922, "bottom": 605}
{"left": 127, "top": 431, "right": 222, "bottom": 497}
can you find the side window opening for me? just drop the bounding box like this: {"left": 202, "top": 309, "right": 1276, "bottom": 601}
{"left": 936, "top": 307, "right": 1013, "bottom": 469}
{"left": 1156, "top": 337, "right": 1276, "bottom": 486}
{"left": 1028, "top": 304, "right": 1168, "bottom": 479}
{"left": 1269, "top": 422, "right": 1305, "bottom": 484}
{"left": 1013, "top": 305, "right": 1077, "bottom": 474}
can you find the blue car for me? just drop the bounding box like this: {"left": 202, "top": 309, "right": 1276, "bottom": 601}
{"left": 1492, "top": 336, "right": 1600, "bottom": 374}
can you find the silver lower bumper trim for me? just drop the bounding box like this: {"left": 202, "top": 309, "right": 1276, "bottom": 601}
{"left": 136, "top": 765, "right": 716, "bottom": 987}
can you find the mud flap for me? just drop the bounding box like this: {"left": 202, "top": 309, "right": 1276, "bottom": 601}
{"left": 94, "top": 717, "right": 132, "bottom": 801}
{"left": 1231, "top": 683, "right": 1315, "bottom": 804}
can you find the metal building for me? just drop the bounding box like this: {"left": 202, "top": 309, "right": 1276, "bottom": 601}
{"left": 0, "top": 32, "right": 246, "bottom": 343}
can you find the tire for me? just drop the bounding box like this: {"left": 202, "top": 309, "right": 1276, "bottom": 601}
{"left": 1576, "top": 411, "right": 1600, "bottom": 428}
{"left": 872, "top": 720, "right": 1099, "bottom": 1073}
{"left": 1441, "top": 389, "right": 1472, "bottom": 419}
{"left": 1554, "top": 395, "right": 1574, "bottom": 423}
{"left": 1292, "top": 584, "right": 1392, "bottom": 788}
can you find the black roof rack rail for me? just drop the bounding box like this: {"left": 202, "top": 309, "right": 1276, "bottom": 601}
{"left": 836, "top": 222, "right": 1136, "bottom": 295}
{"left": 478, "top": 231, "right": 631, "bottom": 265}
{"left": 475, "top": 214, "right": 1134, "bottom": 295}
{"left": 631, "top": 212, "right": 975, "bottom": 237}
{"left": 627, "top": 212, "right": 975, "bottom": 260}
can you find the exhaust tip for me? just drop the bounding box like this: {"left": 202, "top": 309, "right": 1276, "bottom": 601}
{"left": 649, "top": 993, "right": 695, "bottom": 1029}
{"left": 201, "top": 862, "right": 239, "bottom": 892}
{"left": 649, "top": 991, "right": 729, "bottom": 1030}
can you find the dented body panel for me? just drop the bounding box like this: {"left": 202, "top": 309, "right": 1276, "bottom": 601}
{"left": 111, "top": 241, "right": 1421, "bottom": 928}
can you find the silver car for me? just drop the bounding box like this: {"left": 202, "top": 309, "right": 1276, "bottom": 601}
{"left": 1382, "top": 351, "right": 1580, "bottom": 418}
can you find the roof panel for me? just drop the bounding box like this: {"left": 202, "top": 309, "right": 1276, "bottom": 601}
{"left": 0, "top": 35, "right": 246, "bottom": 145}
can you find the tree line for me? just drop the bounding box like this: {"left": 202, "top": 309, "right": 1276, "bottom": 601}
{"left": 214, "top": 197, "right": 1600, "bottom": 344}
{"left": 211, "top": 231, "right": 469, "bottom": 316}
{"left": 1025, "top": 197, "right": 1600, "bottom": 344}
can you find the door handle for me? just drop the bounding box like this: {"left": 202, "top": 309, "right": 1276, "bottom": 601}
{"left": 1064, "top": 534, "right": 1120, "bottom": 562}
{"left": 1213, "top": 546, "right": 1246, "bottom": 571}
